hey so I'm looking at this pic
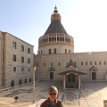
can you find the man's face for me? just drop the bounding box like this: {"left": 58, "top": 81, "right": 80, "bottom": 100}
{"left": 48, "top": 91, "right": 58, "bottom": 102}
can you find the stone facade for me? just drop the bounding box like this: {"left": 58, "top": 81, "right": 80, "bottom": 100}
{"left": 34, "top": 7, "right": 107, "bottom": 82}
{"left": 35, "top": 52, "right": 107, "bottom": 81}
{"left": 0, "top": 31, "right": 33, "bottom": 88}
{"left": 0, "top": 31, "right": 3, "bottom": 87}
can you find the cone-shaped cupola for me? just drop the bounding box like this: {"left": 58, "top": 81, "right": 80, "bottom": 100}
{"left": 44, "top": 6, "right": 68, "bottom": 35}
{"left": 51, "top": 6, "right": 61, "bottom": 21}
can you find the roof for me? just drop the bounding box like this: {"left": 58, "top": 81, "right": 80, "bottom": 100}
{"left": 59, "top": 70, "right": 86, "bottom": 75}
{"left": 44, "top": 20, "right": 68, "bottom": 35}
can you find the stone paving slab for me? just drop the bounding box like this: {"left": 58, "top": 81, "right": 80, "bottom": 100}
{"left": 0, "top": 81, "right": 107, "bottom": 107}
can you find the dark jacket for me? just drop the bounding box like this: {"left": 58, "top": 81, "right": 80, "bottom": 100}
{"left": 40, "top": 98, "right": 63, "bottom": 107}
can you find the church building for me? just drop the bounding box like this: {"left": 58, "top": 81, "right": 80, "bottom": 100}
{"left": 34, "top": 7, "right": 107, "bottom": 89}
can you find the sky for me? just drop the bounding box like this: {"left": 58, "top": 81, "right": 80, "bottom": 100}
{"left": 0, "top": 0, "right": 107, "bottom": 54}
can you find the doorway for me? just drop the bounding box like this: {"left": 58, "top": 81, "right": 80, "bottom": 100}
{"left": 92, "top": 72, "right": 96, "bottom": 80}
{"left": 66, "top": 74, "right": 77, "bottom": 88}
{"left": 50, "top": 72, "right": 54, "bottom": 80}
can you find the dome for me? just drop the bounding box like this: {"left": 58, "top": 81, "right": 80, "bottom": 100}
{"left": 44, "top": 6, "right": 68, "bottom": 35}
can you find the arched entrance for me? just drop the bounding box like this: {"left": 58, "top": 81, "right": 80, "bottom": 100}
{"left": 92, "top": 71, "right": 96, "bottom": 80}
{"left": 48, "top": 67, "right": 55, "bottom": 80}
{"left": 50, "top": 72, "right": 54, "bottom": 80}
{"left": 66, "top": 74, "right": 77, "bottom": 88}
{"left": 89, "top": 66, "right": 97, "bottom": 80}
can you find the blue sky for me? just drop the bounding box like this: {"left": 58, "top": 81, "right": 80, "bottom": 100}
{"left": 1, "top": 0, "right": 107, "bottom": 53}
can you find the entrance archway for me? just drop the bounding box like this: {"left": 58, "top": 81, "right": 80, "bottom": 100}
{"left": 50, "top": 72, "right": 54, "bottom": 80}
{"left": 92, "top": 72, "right": 96, "bottom": 80}
{"left": 89, "top": 66, "right": 97, "bottom": 80}
{"left": 66, "top": 74, "right": 77, "bottom": 88}
{"left": 48, "top": 67, "right": 55, "bottom": 80}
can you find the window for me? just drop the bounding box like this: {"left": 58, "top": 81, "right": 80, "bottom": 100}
{"left": 29, "top": 78, "right": 31, "bottom": 82}
{"left": 74, "top": 62, "right": 76, "bottom": 66}
{"left": 11, "top": 80, "right": 14, "bottom": 87}
{"left": 21, "top": 67, "right": 24, "bottom": 72}
{"left": 13, "top": 42, "right": 16, "bottom": 49}
{"left": 81, "top": 62, "right": 83, "bottom": 65}
{"left": 28, "top": 58, "right": 30, "bottom": 63}
{"left": 58, "top": 62, "right": 60, "bottom": 66}
{"left": 41, "top": 50, "right": 42, "bottom": 54}
{"left": 21, "top": 56, "right": 24, "bottom": 63}
{"left": 19, "top": 80, "right": 22, "bottom": 85}
{"left": 54, "top": 48, "right": 56, "bottom": 54}
{"left": 13, "top": 54, "right": 16, "bottom": 62}
{"left": 28, "top": 48, "right": 30, "bottom": 53}
{"left": 28, "top": 68, "right": 30, "bottom": 72}
{"left": 36, "top": 63, "right": 38, "bottom": 66}
{"left": 65, "top": 49, "right": 67, "bottom": 53}
{"left": 44, "top": 63, "right": 46, "bottom": 66}
{"left": 90, "top": 61, "right": 92, "bottom": 65}
{"left": 104, "top": 61, "right": 106, "bottom": 65}
{"left": 25, "top": 79, "right": 27, "bottom": 83}
{"left": 95, "top": 61, "right": 97, "bottom": 65}
{"left": 85, "top": 62, "right": 88, "bottom": 65}
{"left": 99, "top": 61, "right": 101, "bottom": 65}
{"left": 49, "top": 49, "right": 51, "bottom": 54}
{"left": 21, "top": 45, "right": 24, "bottom": 52}
{"left": 13, "top": 67, "right": 16, "bottom": 72}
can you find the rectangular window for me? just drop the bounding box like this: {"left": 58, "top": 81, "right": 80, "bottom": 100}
{"left": 90, "top": 61, "right": 92, "bottom": 65}
{"left": 99, "top": 61, "right": 101, "bottom": 65}
{"left": 28, "top": 48, "right": 30, "bottom": 53}
{"left": 28, "top": 58, "right": 30, "bottom": 63}
{"left": 36, "top": 63, "right": 38, "bottom": 66}
{"left": 54, "top": 48, "right": 56, "bottom": 54}
{"left": 21, "top": 56, "right": 24, "bottom": 63}
{"left": 49, "top": 49, "right": 51, "bottom": 54}
{"left": 13, "top": 42, "right": 16, "bottom": 49}
{"left": 21, "top": 67, "right": 24, "bottom": 72}
{"left": 81, "top": 62, "right": 83, "bottom": 65}
{"left": 13, "top": 54, "right": 16, "bottom": 61}
{"left": 85, "top": 62, "right": 88, "bottom": 65}
{"left": 74, "top": 62, "right": 76, "bottom": 66}
{"left": 44, "top": 62, "right": 46, "bottom": 66}
{"left": 65, "top": 49, "right": 67, "bottom": 53}
{"left": 21, "top": 45, "right": 24, "bottom": 52}
{"left": 58, "top": 62, "right": 60, "bottom": 66}
{"left": 28, "top": 68, "right": 30, "bottom": 72}
{"left": 41, "top": 50, "right": 42, "bottom": 54}
{"left": 13, "top": 67, "right": 16, "bottom": 72}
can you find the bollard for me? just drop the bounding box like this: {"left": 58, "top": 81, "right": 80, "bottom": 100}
{"left": 14, "top": 96, "right": 19, "bottom": 103}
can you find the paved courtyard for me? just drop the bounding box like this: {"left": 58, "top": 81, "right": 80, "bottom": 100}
{"left": 0, "top": 81, "right": 107, "bottom": 107}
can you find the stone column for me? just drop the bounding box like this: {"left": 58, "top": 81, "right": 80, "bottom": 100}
{"left": 63, "top": 75, "right": 66, "bottom": 89}
{"left": 78, "top": 75, "right": 81, "bottom": 89}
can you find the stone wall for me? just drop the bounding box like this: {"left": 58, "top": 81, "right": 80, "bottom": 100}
{"left": 34, "top": 52, "right": 107, "bottom": 81}
{"left": 0, "top": 32, "right": 34, "bottom": 88}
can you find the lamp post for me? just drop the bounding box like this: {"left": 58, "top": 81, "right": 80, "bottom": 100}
{"left": 33, "top": 66, "right": 36, "bottom": 103}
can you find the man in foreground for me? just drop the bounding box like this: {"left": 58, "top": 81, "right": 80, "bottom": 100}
{"left": 40, "top": 86, "right": 63, "bottom": 107}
